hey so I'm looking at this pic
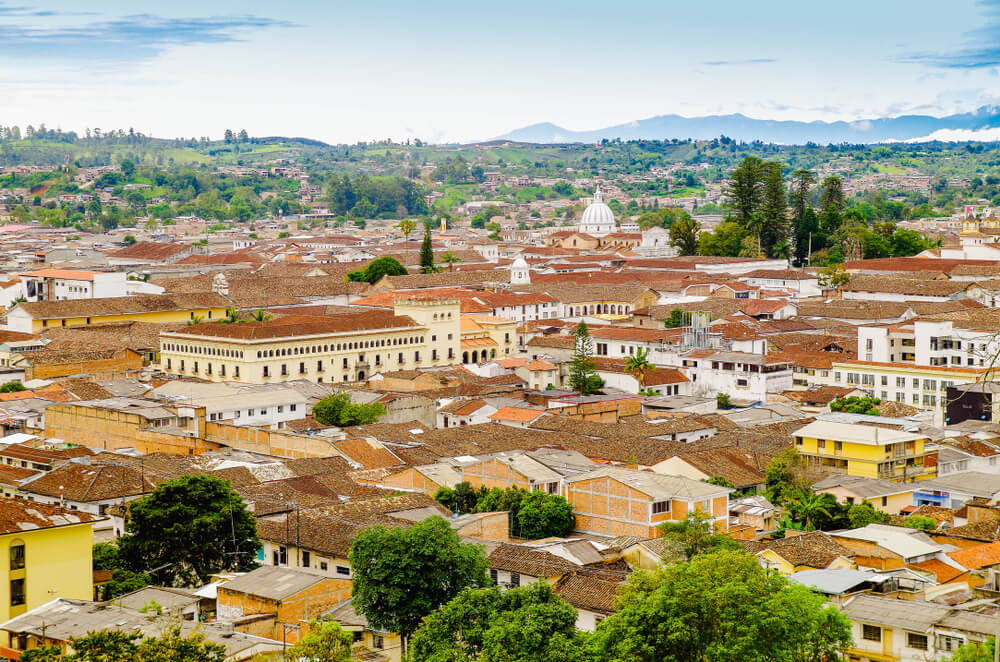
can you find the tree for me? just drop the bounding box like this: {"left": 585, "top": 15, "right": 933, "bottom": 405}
{"left": 441, "top": 250, "right": 461, "bottom": 271}
{"left": 408, "top": 582, "right": 586, "bottom": 662}
{"left": 220, "top": 306, "right": 241, "bottom": 324}
{"left": 903, "top": 514, "right": 938, "bottom": 531}
{"left": 249, "top": 308, "right": 273, "bottom": 322}
{"left": 339, "top": 402, "right": 385, "bottom": 426}
{"left": 120, "top": 159, "right": 136, "bottom": 180}
{"left": 795, "top": 206, "right": 820, "bottom": 265}
{"left": 624, "top": 347, "right": 652, "bottom": 390}
{"left": 590, "top": 550, "right": 852, "bottom": 662}
{"left": 568, "top": 321, "right": 603, "bottom": 396}
{"left": 951, "top": 637, "right": 997, "bottom": 662}
{"left": 789, "top": 168, "right": 817, "bottom": 230}
{"left": 122, "top": 234, "right": 137, "bottom": 246}
{"left": 787, "top": 488, "right": 839, "bottom": 531}
{"left": 765, "top": 448, "right": 810, "bottom": 506}
{"left": 347, "top": 257, "right": 408, "bottom": 283}
{"left": 515, "top": 490, "right": 575, "bottom": 539}
{"left": 0, "top": 380, "right": 25, "bottom": 393}
{"left": 397, "top": 218, "right": 417, "bottom": 244}
{"left": 187, "top": 315, "right": 204, "bottom": 326}
{"left": 669, "top": 215, "right": 700, "bottom": 256}
{"left": 716, "top": 393, "right": 732, "bottom": 409}
{"left": 434, "top": 481, "right": 481, "bottom": 514}
{"left": 419, "top": 225, "right": 436, "bottom": 273}
{"left": 847, "top": 501, "right": 891, "bottom": 528}
{"left": 118, "top": 475, "right": 260, "bottom": 586}
{"left": 664, "top": 308, "right": 686, "bottom": 328}
{"left": 659, "top": 511, "right": 739, "bottom": 560}
{"left": 819, "top": 175, "right": 845, "bottom": 237}
{"left": 760, "top": 161, "right": 789, "bottom": 258}
{"left": 286, "top": 620, "right": 352, "bottom": 662}
{"left": 349, "top": 516, "right": 489, "bottom": 655}
{"left": 312, "top": 393, "right": 350, "bottom": 426}
{"left": 62, "top": 627, "right": 226, "bottom": 661}
{"left": 724, "top": 156, "right": 765, "bottom": 226}
{"left": 817, "top": 263, "right": 849, "bottom": 290}
{"left": 93, "top": 541, "right": 151, "bottom": 600}
{"left": 830, "top": 396, "right": 881, "bottom": 415}
{"left": 697, "top": 221, "right": 749, "bottom": 257}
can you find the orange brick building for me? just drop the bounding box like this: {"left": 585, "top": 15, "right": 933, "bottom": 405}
{"left": 565, "top": 466, "right": 730, "bottom": 538}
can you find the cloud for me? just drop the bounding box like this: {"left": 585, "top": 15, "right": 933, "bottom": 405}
{"left": 0, "top": 11, "right": 296, "bottom": 62}
{"left": 904, "top": 127, "right": 1000, "bottom": 142}
{"left": 701, "top": 58, "right": 776, "bottom": 66}
{"left": 901, "top": 0, "right": 1000, "bottom": 68}
{"left": 0, "top": 2, "right": 95, "bottom": 16}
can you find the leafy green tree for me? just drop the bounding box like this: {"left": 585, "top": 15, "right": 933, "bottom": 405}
{"left": 765, "top": 447, "right": 809, "bottom": 506}
{"left": 669, "top": 215, "right": 700, "bottom": 256}
{"left": 59, "top": 627, "right": 225, "bottom": 661}
{"left": 568, "top": 321, "right": 603, "bottom": 396}
{"left": 716, "top": 393, "right": 732, "bottom": 409}
{"left": 119, "top": 475, "right": 260, "bottom": 586}
{"left": 286, "top": 620, "right": 352, "bottom": 662}
{"left": 0, "top": 380, "right": 25, "bottom": 392}
{"left": 249, "top": 308, "right": 273, "bottom": 322}
{"left": 20, "top": 647, "right": 61, "bottom": 662}
{"left": 664, "top": 308, "right": 686, "bottom": 328}
{"left": 408, "top": 582, "right": 587, "bottom": 662}
{"left": 847, "top": 501, "right": 891, "bottom": 528}
{"left": 789, "top": 168, "right": 817, "bottom": 229}
{"left": 122, "top": 234, "right": 137, "bottom": 245}
{"left": 819, "top": 175, "right": 845, "bottom": 237}
{"left": 951, "top": 637, "right": 997, "bottom": 662}
{"left": 419, "top": 225, "right": 436, "bottom": 273}
{"left": 697, "top": 221, "right": 749, "bottom": 257}
{"left": 590, "top": 550, "right": 852, "bottom": 662}
{"left": 890, "top": 228, "right": 932, "bottom": 256}
{"left": 658, "top": 511, "right": 738, "bottom": 560}
{"left": 903, "top": 514, "right": 938, "bottom": 531}
{"left": 93, "top": 541, "right": 151, "bottom": 600}
{"left": 795, "top": 206, "right": 821, "bottom": 265}
{"left": 434, "top": 481, "right": 482, "bottom": 514}
{"left": 830, "top": 396, "right": 881, "bottom": 415}
{"left": 312, "top": 393, "right": 350, "bottom": 426}
{"left": 397, "top": 218, "right": 417, "bottom": 243}
{"left": 347, "top": 257, "right": 408, "bottom": 283}
{"left": 817, "top": 263, "right": 849, "bottom": 290}
{"left": 349, "top": 516, "right": 489, "bottom": 655}
{"left": 515, "top": 490, "right": 575, "bottom": 539}
{"left": 339, "top": 402, "right": 385, "bottom": 426}
{"left": 119, "top": 159, "right": 136, "bottom": 179}
{"left": 441, "top": 250, "right": 461, "bottom": 271}
{"left": 219, "top": 306, "right": 241, "bottom": 324}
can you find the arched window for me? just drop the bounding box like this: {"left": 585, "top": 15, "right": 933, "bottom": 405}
{"left": 463, "top": 351, "right": 469, "bottom": 363}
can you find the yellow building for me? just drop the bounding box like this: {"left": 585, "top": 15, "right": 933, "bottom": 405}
{"left": 460, "top": 315, "right": 516, "bottom": 363}
{"left": 159, "top": 299, "right": 462, "bottom": 385}
{"left": 0, "top": 499, "right": 100, "bottom": 621}
{"left": 3, "top": 293, "right": 231, "bottom": 334}
{"left": 793, "top": 420, "right": 935, "bottom": 482}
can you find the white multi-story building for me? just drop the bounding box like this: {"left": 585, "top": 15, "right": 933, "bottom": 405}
{"left": 857, "top": 320, "right": 997, "bottom": 369}
{"left": 679, "top": 350, "right": 794, "bottom": 403}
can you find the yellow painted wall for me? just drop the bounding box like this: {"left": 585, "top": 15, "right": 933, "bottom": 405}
{"left": 33, "top": 307, "right": 228, "bottom": 333}
{"left": 0, "top": 522, "right": 94, "bottom": 621}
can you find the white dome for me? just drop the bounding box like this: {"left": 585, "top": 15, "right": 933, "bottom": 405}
{"left": 579, "top": 189, "right": 616, "bottom": 237}
{"left": 511, "top": 256, "right": 528, "bottom": 269}
{"left": 581, "top": 200, "right": 615, "bottom": 227}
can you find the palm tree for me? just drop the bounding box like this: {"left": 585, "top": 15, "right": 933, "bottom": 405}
{"left": 187, "top": 315, "right": 204, "bottom": 326}
{"left": 787, "top": 489, "right": 838, "bottom": 531}
{"left": 220, "top": 307, "right": 241, "bottom": 324}
{"left": 396, "top": 219, "right": 417, "bottom": 245}
{"left": 624, "top": 347, "right": 652, "bottom": 391}
{"left": 441, "top": 250, "right": 461, "bottom": 272}
{"left": 250, "top": 308, "right": 273, "bottom": 322}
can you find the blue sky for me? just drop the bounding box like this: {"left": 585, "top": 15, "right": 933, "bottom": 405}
{"left": 1, "top": 0, "right": 999, "bottom": 143}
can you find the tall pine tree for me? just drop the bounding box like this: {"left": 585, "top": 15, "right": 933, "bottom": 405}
{"left": 568, "top": 322, "right": 603, "bottom": 396}
{"left": 723, "top": 156, "right": 765, "bottom": 226}
{"left": 759, "top": 161, "right": 788, "bottom": 258}
{"left": 419, "top": 225, "right": 436, "bottom": 274}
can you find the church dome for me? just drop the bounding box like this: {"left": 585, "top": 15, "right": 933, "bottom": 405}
{"left": 579, "top": 189, "right": 615, "bottom": 237}
{"left": 511, "top": 256, "right": 528, "bottom": 269}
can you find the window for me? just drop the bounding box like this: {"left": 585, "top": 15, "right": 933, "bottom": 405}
{"left": 302, "top": 551, "right": 310, "bottom": 568}
{"left": 509, "top": 572, "right": 520, "bottom": 587}
{"left": 862, "top": 625, "right": 881, "bottom": 642}
{"left": 906, "top": 633, "right": 927, "bottom": 651}
{"left": 273, "top": 546, "right": 288, "bottom": 566}
{"left": 938, "top": 635, "right": 964, "bottom": 652}
{"left": 10, "top": 579, "right": 24, "bottom": 606}
{"left": 373, "top": 635, "right": 384, "bottom": 650}
{"left": 336, "top": 565, "right": 351, "bottom": 576}
{"left": 9, "top": 543, "right": 24, "bottom": 570}
{"left": 490, "top": 568, "right": 498, "bottom": 584}
{"left": 652, "top": 501, "right": 670, "bottom": 515}
{"left": 290, "top": 404, "right": 297, "bottom": 412}
{"left": 320, "top": 561, "right": 328, "bottom": 571}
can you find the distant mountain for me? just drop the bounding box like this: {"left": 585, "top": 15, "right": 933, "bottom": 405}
{"left": 496, "top": 107, "right": 1000, "bottom": 145}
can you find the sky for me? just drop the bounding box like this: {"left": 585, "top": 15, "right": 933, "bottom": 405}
{"left": 2, "top": 0, "right": 1000, "bottom": 144}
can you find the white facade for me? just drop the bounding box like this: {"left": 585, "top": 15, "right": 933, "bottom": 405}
{"left": 857, "top": 321, "right": 995, "bottom": 369}
{"left": 681, "top": 352, "right": 794, "bottom": 403}
{"left": 21, "top": 271, "right": 129, "bottom": 302}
